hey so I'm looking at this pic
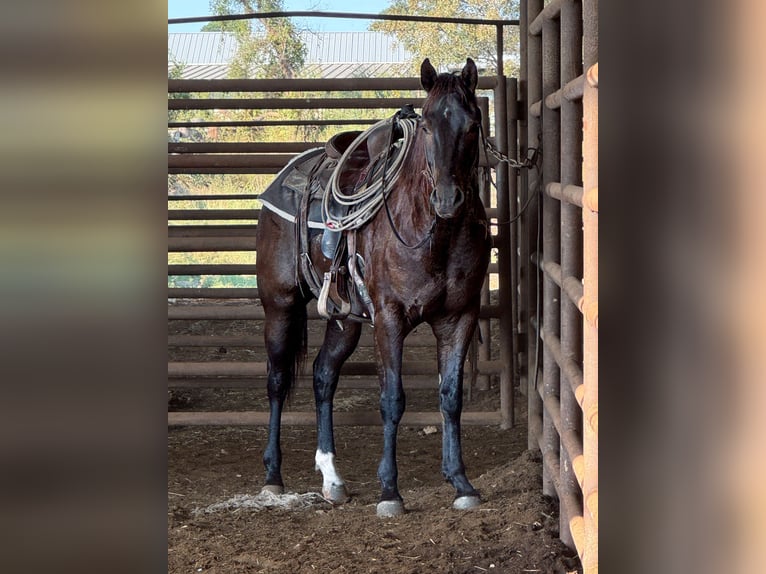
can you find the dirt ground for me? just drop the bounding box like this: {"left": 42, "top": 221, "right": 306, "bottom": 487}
{"left": 168, "top": 305, "right": 582, "bottom": 573}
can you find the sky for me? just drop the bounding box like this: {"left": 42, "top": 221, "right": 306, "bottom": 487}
{"left": 168, "top": 0, "right": 392, "bottom": 33}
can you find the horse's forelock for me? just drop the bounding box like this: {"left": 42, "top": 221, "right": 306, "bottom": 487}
{"left": 422, "top": 72, "right": 474, "bottom": 114}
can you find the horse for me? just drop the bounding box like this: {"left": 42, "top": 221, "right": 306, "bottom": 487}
{"left": 255, "top": 57, "right": 491, "bottom": 517}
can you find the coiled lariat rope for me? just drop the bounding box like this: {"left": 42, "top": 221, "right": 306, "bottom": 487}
{"left": 322, "top": 116, "right": 419, "bottom": 232}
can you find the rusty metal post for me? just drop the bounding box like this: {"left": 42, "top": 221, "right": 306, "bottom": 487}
{"left": 558, "top": 0, "right": 584, "bottom": 551}
{"left": 582, "top": 1, "right": 598, "bottom": 571}
{"left": 517, "top": 0, "right": 530, "bottom": 401}
{"left": 477, "top": 97, "right": 492, "bottom": 392}
{"left": 507, "top": 77, "right": 520, "bottom": 426}
{"left": 494, "top": 24, "right": 514, "bottom": 429}
{"left": 526, "top": 0, "right": 544, "bottom": 452}
{"left": 541, "top": 14, "right": 561, "bottom": 499}
{"left": 582, "top": 63, "right": 598, "bottom": 574}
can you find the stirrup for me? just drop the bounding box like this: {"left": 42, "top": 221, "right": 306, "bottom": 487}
{"left": 317, "top": 272, "right": 351, "bottom": 320}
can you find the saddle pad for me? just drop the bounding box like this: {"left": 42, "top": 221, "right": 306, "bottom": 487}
{"left": 258, "top": 147, "right": 328, "bottom": 229}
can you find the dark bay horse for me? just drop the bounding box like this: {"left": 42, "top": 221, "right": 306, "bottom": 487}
{"left": 255, "top": 58, "right": 491, "bottom": 517}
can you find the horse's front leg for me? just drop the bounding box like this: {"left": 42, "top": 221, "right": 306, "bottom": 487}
{"left": 373, "top": 310, "right": 407, "bottom": 517}
{"left": 433, "top": 310, "right": 482, "bottom": 510}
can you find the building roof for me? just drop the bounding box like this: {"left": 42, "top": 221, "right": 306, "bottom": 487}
{"left": 168, "top": 31, "right": 413, "bottom": 79}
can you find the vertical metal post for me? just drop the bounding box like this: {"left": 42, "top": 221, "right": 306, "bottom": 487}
{"left": 507, "top": 76, "right": 519, "bottom": 428}
{"left": 582, "top": 1, "right": 599, "bottom": 571}
{"left": 494, "top": 24, "right": 513, "bottom": 430}
{"left": 477, "top": 97, "right": 492, "bottom": 392}
{"left": 582, "top": 63, "right": 598, "bottom": 574}
{"left": 526, "top": 0, "right": 544, "bottom": 453}
{"left": 517, "top": 0, "right": 530, "bottom": 400}
{"left": 559, "top": 0, "right": 583, "bottom": 550}
{"left": 541, "top": 15, "right": 561, "bottom": 499}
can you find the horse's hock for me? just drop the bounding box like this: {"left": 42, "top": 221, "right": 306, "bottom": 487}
{"left": 168, "top": 5, "right": 597, "bottom": 571}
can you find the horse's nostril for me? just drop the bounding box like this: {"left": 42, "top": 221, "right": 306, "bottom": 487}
{"left": 454, "top": 187, "right": 464, "bottom": 206}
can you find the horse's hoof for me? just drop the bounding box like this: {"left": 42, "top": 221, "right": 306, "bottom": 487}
{"left": 453, "top": 495, "right": 481, "bottom": 510}
{"left": 323, "top": 484, "right": 350, "bottom": 505}
{"left": 261, "top": 484, "right": 284, "bottom": 495}
{"left": 376, "top": 499, "right": 405, "bottom": 518}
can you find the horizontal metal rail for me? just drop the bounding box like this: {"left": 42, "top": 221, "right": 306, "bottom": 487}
{"left": 168, "top": 288, "right": 259, "bottom": 299}
{"left": 168, "top": 119, "right": 380, "bottom": 128}
{"left": 537, "top": 433, "right": 585, "bottom": 558}
{"left": 168, "top": 330, "right": 439, "bottom": 348}
{"left": 168, "top": 154, "right": 296, "bottom": 169}
{"left": 169, "top": 153, "right": 499, "bottom": 171}
{"left": 168, "top": 376, "right": 446, "bottom": 390}
{"left": 169, "top": 167, "right": 281, "bottom": 174}
{"left": 168, "top": 208, "right": 503, "bottom": 221}
{"left": 168, "top": 303, "right": 502, "bottom": 320}
{"left": 168, "top": 10, "right": 519, "bottom": 28}
{"left": 168, "top": 410, "right": 503, "bottom": 427}
{"left": 542, "top": 260, "right": 584, "bottom": 311}
{"left": 168, "top": 264, "right": 257, "bottom": 276}
{"left": 169, "top": 209, "right": 260, "bottom": 220}
{"left": 168, "top": 360, "right": 503, "bottom": 377}
{"left": 546, "top": 182, "right": 584, "bottom": 207}
{"left": 529, "top": 0, "right": 562, "bottom": 36}
{"left": 168, "top": 97, "right": 425, "bottom": 111}
{"left": 544, "top": 74, "right": 585, "bottom": 109}
{"left": 539, "top": 326, "right": 585, "bottom": 407}
{"left": 168, "top": 194, "right": 261, "bottom": 202}
{"left": 168, "top": 237, "right": 257, "bottom": 252}
{"left": 168, "top": 225, "right": 258, "bottom": 237}
{"left": 531, "top": 255, "right": 584, "bottom": 311}
{"left": 168, "top": 76, "right": 498, "bottom": 93}
{"left": 169, "top": 142, "right": 320, "bottom": 154}
{"left": 538, "top": 386, "right": 584, "bottom": 488}
{"left": 168, "top": 262, "right": 500, "bottom": 277}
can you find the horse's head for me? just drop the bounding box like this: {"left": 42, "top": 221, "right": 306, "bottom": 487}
{"left": 420, "top": 57, "right": 482, "bottom": 219}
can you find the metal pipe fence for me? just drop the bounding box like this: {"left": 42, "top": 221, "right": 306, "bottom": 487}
{"left": 167, "top": 7, "right": 598, "bottom": 567}
{"left": 519, "top": 0, "right": 597, "bottom": 569}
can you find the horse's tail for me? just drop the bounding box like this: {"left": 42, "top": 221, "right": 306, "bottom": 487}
{"left": 286, "top": 303, "right": 308, "bottom": 401}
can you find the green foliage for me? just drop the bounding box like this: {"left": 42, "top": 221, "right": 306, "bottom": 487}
{"left": 370, "top": 0, "right": 520, "bottom": 77}
{"left": 204, "top": 0, "right": 306, "bottom": 79}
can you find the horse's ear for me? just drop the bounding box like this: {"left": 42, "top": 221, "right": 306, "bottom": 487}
{"left": 461, "top": 57, "right": 478, "bottom": 93}
{"left": 421, "top": 58, "right": 437, "bottom": 93}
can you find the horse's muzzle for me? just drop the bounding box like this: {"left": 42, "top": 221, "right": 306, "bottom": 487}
{"left": 430, "top": 186, "right": 465, "bottom": 219}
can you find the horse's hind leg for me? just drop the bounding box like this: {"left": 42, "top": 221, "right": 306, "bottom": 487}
{"left": 313, "top": 319, "right": 361, "bottom": 503}
{"left": 261, "top": 304, "right": 306, "bottom": 494}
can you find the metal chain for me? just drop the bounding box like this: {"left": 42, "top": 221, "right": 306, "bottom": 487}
{"left": 484, "top": 138, "right": 540, "bottom": 170}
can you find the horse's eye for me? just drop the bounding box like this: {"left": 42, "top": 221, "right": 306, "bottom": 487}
{"left": 421, "top": 125, "right": 431, "bottom": 135}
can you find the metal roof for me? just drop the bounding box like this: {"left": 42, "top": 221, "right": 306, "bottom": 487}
{"left": 168, "top": 32, "right": 238, "bottom": 65}
{"left": 168, "top": 31, "right": 413, "bottom": 79}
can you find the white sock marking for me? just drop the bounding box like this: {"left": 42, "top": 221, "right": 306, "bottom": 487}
{"left": 315, "top": 450, "right": 345, "bottom": 493}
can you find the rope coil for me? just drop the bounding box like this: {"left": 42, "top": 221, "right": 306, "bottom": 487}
{"left": 322, "top": 116, "right": 419, "bottom": 232}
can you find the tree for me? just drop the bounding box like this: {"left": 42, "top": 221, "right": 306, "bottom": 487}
{"left": 202, "top": 0, "right": 305, "bottom": 79}
{"left": 370, "top": 0, "right": 520, "bottom": 77}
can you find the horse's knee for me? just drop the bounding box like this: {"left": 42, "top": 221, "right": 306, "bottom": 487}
{"left": 312, "top": 361, "right": 337, "bottom": 402}
{"left": 439, "top": 381, "right": 463, "bottom": 419}
{"left": 379, "top": 389, "right": 406, "bottom": 425}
